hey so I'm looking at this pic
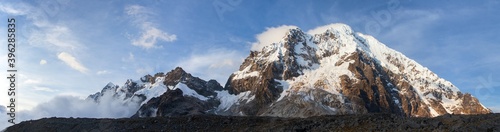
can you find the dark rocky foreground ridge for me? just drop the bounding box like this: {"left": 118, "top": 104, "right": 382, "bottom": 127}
{"left": 5, "top": 113, "right": 500, "bottom": 131}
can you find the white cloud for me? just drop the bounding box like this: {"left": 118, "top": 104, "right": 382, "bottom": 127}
{"left": 57, "top": 52, "right": 89, "bottom": 73}
{"left": 96, "top": 70, "right": 110, "bottom": 75}
{"left": 177, "top": 49, "right": 245, "bottom": 84}
{"left": 40, "top": 59, "right": 47, "bottom": 65}
{"left": 251, "top": 25, "right": 298, "bottom": 51}
{"left": 126, "top": 5, "right": 177, "bottom": 49}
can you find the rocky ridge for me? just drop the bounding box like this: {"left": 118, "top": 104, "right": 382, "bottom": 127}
{"left": 6, "top": 114, "right": 500, "bottom": 131}
{"left": 85, "top": 23, "right": 491, "bottom": 118}
{"left": 222, "top": 23, "right": 490, "bottom": 117}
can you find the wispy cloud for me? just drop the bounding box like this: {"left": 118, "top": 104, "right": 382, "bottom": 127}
{"left": 57, "top": 52, "right": 89, "bottom": 73}
{"left": 125, "top": 5, "right": 177, "bottom": 49}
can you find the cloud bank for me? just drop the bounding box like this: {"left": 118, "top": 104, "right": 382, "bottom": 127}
{"left": 0, "top": 89, "right": 142, "bottom": 130}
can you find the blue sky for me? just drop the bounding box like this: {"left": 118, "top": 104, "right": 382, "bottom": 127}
{"left": 0, "top": 0, "right": 499, "bottom": 117}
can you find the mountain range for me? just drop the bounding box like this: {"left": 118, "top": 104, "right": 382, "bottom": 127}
{"left": 87, "top": 23, "right": 491, "bottom": 118}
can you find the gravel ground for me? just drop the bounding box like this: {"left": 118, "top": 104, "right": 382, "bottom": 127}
{"left": 5, "top": 113, "right": 500, "bottom": 132}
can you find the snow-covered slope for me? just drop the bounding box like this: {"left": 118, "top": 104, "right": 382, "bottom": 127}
{"left": 222, "top": 23, "right": 491, "bottom": 117}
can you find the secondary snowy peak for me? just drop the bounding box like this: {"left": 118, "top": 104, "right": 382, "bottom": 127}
{"left": 87, "top": 67, "right": 224, "bottom": 118}
{"left": 224, "top": 23, "right": 491, "bottom": 117}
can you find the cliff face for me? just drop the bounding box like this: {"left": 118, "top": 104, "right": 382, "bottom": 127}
{"left": 222, "top": 23, "right": 490, "bottom": 117}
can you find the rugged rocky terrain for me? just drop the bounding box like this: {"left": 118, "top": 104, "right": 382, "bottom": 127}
{"left": 87, "top": 67, "right": 224, "bottom": 118}
{"left": 223, "top": 23, "right": 490, "bottom": 117}
{"left": 83, "top": 24, "right": 491, "bottom": 119}
{"left": 4, "top": 23, "right": 494, "bottom": 131}
{"left": 6, "top": 113, "right": 500, "bottom": 131}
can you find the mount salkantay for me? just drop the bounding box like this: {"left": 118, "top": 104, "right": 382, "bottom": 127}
{"left": 88, "top": 23, "right": 491, "bottom": 118}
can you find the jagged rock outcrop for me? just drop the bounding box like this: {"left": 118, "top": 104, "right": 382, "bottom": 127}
{"left": 87, "top": 67, "right": 223, "bottom": 118}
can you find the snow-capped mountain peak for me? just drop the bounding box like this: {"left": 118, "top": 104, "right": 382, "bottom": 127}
{"left": 87, "top": 67, "right": 224, "bottom": 117}
{"left": 224, "top": 23, "right": 490, "bottom": 117}
{"left": 85, "top": 23, "right": 489, "bottom": 119}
